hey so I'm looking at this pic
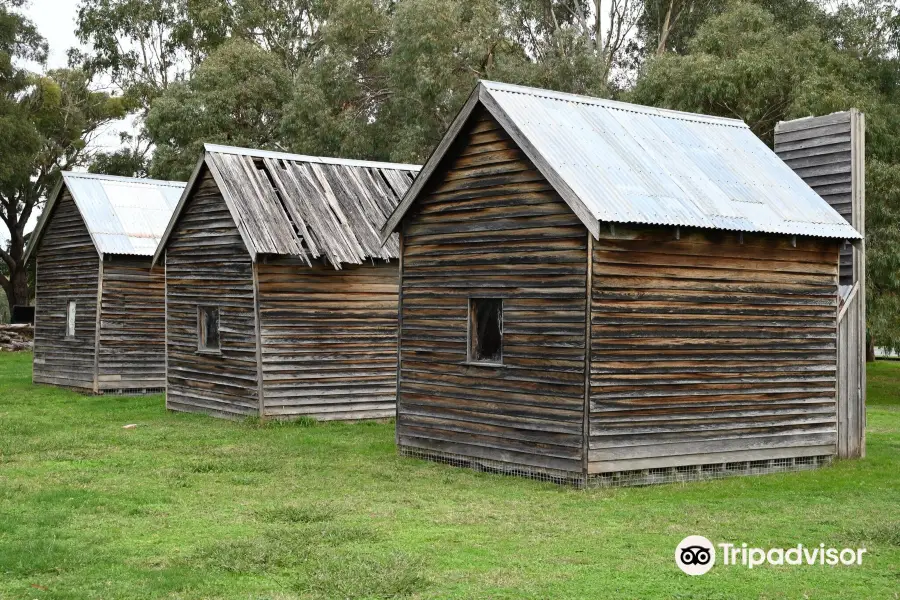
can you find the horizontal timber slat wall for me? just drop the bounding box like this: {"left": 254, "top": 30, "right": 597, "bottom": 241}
{"left": 257, "top": 258, "right": 398, "bottom": 420}
{"left": 97, "top": 257, "right": 166, "bottom": 391}
{"left": 775, "top": 113, "right": 853, "bottom": 285}
{"left": 164, "top": 169, "right": 259, "bottom": 418}
{"left": 396, "top": 110, "right": 588, "bottom": 475}
{"left": 589, "top": 226, "right": 840, "bottom": 473}
{"left": 33, "top": 192, "right": 100, "bottom": 391}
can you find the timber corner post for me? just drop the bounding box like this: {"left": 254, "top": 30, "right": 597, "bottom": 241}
{"left": 163, "top": 250, "right": 169, "bottom": 411}
{"left": 32, "top": 257, "right": 37, "bottom": 385}
{"left": 582, "top": 229, "right": 594, "bottom": 482}
{"left": 92, "top": 255, "right": 104, "bottom": 394}
{"left": 396, "top": 229, "right": 404, "bottom": 448}
{"left": 851, "top": 109, "right": 866, "bottom": 458}
{"left": 252, "top": 258, "right": 266, "bottom": 422}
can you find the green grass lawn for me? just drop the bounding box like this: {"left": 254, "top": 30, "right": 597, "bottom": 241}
{"left": 0, "top": 353, "right": 897, "bottom": 599}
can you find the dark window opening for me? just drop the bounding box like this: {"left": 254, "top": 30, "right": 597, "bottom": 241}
{"left": 198, "top": 306, "right": 220, "bottom": 352}
{"left": 469, "top": 298, "right": 502, "bottom": 363}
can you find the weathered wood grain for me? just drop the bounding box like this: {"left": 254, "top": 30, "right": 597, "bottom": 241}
{"left": 33, "top": 192, "right": 100, "bottom": 391}
{"left": 164, "top": 169, "right": 260, "bottom": 418}
{"left": 96, "top": 256, "right": 166, "bottom": 391}
{"left": 203, "top": 149, "right": 415, "bottom": 267}
{"left": 396, "top": 110, "right": 588, "bottom": 474}
{"left": 256, "top": 258, "right": 398, "bottom": 420}
{"left": 775, "top": 113, "right": 853, "bottom": 284}
{"left": 777, "top": 110, "right": 866, "bottom": 459}
{"left": 851, "top": 110, "right": 866, "bottom": 458}
{"left": 589, "top": 225, "right": 840, "bottom": 472}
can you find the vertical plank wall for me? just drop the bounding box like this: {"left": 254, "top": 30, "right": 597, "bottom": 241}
{"left": 837, "top": 291, "right": 864, "bottom": 457}
{"left": 97, "top": 257, "right": 166, "bottom": 391}
{"left": 589, "top": 227, "right": 841, "bottom": 473}
{"left": 775, "top": 111, "right": 866, "bottom": 458}
{"left": 256, "top": 259, "right": 399, "bottom": 420}
{"left": 396, "top": 110, "right": 588, "bottom": 476}
{"left": 164, "top": 169, "right": 260, "bottom": 418}
{"left": 33, "top": 192, "right": 100, "bottom": 391}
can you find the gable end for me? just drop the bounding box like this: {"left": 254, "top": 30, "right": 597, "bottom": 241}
{"left": 380, "top": 87, "right": 597, "bottom": 242}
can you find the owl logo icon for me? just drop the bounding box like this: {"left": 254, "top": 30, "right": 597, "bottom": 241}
{"left": 676, "top": 536, "right": 716, "bottom": 575}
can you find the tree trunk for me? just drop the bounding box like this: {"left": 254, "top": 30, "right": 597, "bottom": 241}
{"left": 10, "top": 266, "right": 28, "bottom": 308}
{"left": 657, "top": 0, "right": 675, "bottom": 56}
{"left": 2, "top": 224, "right": 30, "bottom": 311}
{"left": 2, "top": 264, "right": 29, "bottom": 312}
{"left": 866, "top": 335, "right": 876, "bottom": 363}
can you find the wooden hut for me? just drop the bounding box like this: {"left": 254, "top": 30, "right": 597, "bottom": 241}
{"left": 25, "top": 172, "right": 184, "bottom": 393}
{"left": 152, "top": 144, "right": 419, "bottom": 421}
{"left": 379, "top": 81, "right": 862, "bottom": 486}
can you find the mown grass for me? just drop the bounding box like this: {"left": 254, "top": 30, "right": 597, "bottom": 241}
{"left": 0, "top": 351, "right": 898, "bottom": 599}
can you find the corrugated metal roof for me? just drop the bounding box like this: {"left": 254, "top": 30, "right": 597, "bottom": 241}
{"left": 25, "top": 172, "right": 185, "bottom": 262}
{"left": 381, "top": 80, "right": 861, "bottom": 241}
{"left": 159, "top": 144, "right": 420, "bottom": 268}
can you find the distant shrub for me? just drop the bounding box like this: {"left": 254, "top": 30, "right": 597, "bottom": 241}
{"left": 0, "top": 294, "right": 8, "bottom": 324}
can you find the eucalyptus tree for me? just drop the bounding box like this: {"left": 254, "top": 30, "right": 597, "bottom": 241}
{"left": 0, "top": 1, "right": 126, "bottom": 309}
{"left": 146, "top": 38, "right": 292, "bottom": 180}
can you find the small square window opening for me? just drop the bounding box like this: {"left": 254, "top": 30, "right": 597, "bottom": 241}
{"left": 469, "top": 298, "right": 502, "bottom": 363}
{"left": 198, "top": 306, "right": 221, "bottom": 352}
{"left": 65, "top": 300, "right": 76, "bottom": 338}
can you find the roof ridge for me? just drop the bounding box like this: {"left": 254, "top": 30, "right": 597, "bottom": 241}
{"left": 61, "top": 171, "right": 186, "bottom": 187}
{"left": 203, "top": 144, "right": 422, "bottom": 172}
{"left": 480, "top": 80, "right": 749, "bottom": 129}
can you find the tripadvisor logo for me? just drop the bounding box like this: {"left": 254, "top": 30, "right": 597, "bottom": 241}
{"left": 676, "top": 535, "right": 716, "bottom": 575}
{"left": 675, "top": 536, "right": 867, "bottom": 575}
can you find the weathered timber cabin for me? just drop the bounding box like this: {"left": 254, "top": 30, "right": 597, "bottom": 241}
{"left": 153, "top": 144, "right": 419, "bottom": 421}
{"left": 379, "top": 81, "right": 862, "bottom": 486}
{"left": 25, "top": 172, "right": 184, "bottom": 393}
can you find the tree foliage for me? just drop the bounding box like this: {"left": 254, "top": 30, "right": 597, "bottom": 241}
{"left": 146, "top": 37, "right": 292, "bottom": 180}
{"left": 83, "top": 0, "right": 665, "bottom": 171}
{"left": 629, "top": 2, "right": 873, "bottom": 144}
{"left": 0, "top": 2, "right": 126, "bottom": 309}
{"left": 87, "top": 133, "right": 148, "bottom": 177}
{"left": 867, "top": 160, "right": 900, "bottom": 353}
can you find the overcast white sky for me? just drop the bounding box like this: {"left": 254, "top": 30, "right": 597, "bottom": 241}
{"left": 26, "top": 0, "right": 78, "bottom": 70}
{"left": 25, "top": 0, "right": 130, "bottom": 153}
